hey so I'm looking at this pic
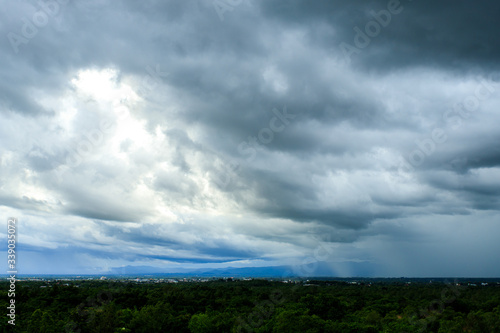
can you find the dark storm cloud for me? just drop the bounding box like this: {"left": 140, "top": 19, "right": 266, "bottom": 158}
{"left": 438, "top": 136, "right": 500, "bottom": 173}
{"left": 0, "top": 194, "right": 52, "bottom": 212}
{"left": 60, "top": 185, "right": 151, "bottom": 222}
{"left": 95, "top": 221, "right": 186, "bottom": 249}
{"left": 0, "top": 84, "right": 51, "bottom": 116}
{"left": 231, "top": 167, "right": 390, "bottom": 229}
{"left": 259, "top": 0, "right": 500, "bottom": 71}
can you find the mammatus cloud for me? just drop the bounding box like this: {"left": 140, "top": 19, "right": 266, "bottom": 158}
{"left": 0, "top": 0, "right": 499, "bottom": 276}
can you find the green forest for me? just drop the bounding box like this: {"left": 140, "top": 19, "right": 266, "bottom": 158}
{"left": 2, "top": 278, "right": 500, "bottom": 332}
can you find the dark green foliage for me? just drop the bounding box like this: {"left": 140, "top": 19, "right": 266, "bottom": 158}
{"left": 2, "top": 279, "right": 500, "bottom": 332}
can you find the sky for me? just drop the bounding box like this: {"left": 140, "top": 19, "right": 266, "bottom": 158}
{"left": 0, "top": 0, "right": 499, "bottom": 277}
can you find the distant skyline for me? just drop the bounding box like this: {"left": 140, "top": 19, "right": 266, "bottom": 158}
{"left": 1, "top": 0, "right": 500, "bottom": 277}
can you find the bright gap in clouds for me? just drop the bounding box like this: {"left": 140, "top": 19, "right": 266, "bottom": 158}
{"left": 70, "top": 67, "right": 152, "bottom": 156}
{"left": 71, "top": 68, "right": 122, "bottom": 102}
{"left": 59, "top": 68, "right": 226, "bottom": 224}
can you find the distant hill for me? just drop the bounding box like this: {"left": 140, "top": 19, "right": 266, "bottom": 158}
{"left": 107, "top": 260, "right": 377, "bottom": 278}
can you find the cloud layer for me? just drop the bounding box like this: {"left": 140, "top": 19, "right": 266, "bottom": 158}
{"left": 1, "top": 0, "right": 499, "bottom": 276}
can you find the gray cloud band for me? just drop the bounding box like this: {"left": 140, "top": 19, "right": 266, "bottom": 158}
{"left": 7, "top": 0, "right": 70, "bottom": 54}
{"left": 212, "top": 106, "right": 296, "bottom": 189}
{"left": 397, "top": 75, "right": 496, "bottom": 173}
{"left": 339, "top": 0, "right": 405, "bottom": 64}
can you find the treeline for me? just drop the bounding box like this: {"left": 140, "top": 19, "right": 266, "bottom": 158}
{"left": 1, "top": 279, "right": 500, "bottom": 332}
